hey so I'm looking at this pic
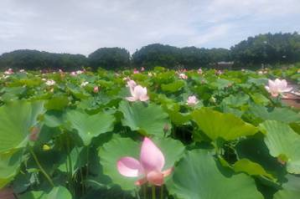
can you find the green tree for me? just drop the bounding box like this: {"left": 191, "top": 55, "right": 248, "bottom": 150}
{"left": 88, "top": 47, "right": 130, "bottom": 70}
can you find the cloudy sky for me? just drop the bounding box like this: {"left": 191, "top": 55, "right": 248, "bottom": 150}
{"left": 0, "top": 0, "right": 299, "bottom": 55}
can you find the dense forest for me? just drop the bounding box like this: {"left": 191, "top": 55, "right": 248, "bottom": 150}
{"left": 0, "top": 32, "right": 299, "bottom": 71}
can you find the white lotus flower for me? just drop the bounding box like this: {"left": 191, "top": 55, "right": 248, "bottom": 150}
{"left": 265, "top": 79, "right": 293, "bottom": 97}
{"left": 45, "top": 80, "right": 56, "bottom": 86}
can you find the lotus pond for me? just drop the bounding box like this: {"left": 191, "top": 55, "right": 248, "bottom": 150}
{"left": 0, "top": 66, "right": 300, "bottom": 199}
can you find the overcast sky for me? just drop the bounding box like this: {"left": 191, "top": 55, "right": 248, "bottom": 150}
{"left": 0, "top": 0, "right": 299, "bottom": 55}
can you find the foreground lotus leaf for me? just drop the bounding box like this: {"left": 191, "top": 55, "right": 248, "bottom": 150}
{"left": 260, "top": 120, "right": 300, "bottom": 174}
{"left": 167, "top": 149, "right": 264, "bottom": 199}
{"left": 0, "top": 101, "right": 45, "bottom": 153}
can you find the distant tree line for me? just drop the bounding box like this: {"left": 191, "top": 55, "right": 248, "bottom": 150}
{"left": 0, "top": 32, "right": 299, "bottom": 71}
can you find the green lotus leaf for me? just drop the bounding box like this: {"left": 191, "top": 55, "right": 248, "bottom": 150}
{"left": 192, "top": 108, "right": 258, "bottom": 141}
{"left": 274, "top": 174, "right": 300, "bottom": 199}
{"left": 250, "top": 105, "right": 300, "bottom": 124}
{"left": 233, "top": 158, "right": 275, "bottom": 180}
{"left": 0, "top": 150, "right": 23, "bottom": 189}
{"left": 66, "top": 109, "right": 115, "bottom": 146}
{"left": 20, "top": 186, "right": 72, "bottom": 199}
{"left": 167, "top": 149, "right": 263, "bottom": 199}
{"left": 161, "top": 81, "right": 185, "bottom": 93}
{"left": 0, "top": 101, "right": 45, "bottom": 153}
{"left": 260, "top": 120, "right": 300, "bottom": 174}
{"left": 119, "top": 101, "right": 170, "bottom": 137}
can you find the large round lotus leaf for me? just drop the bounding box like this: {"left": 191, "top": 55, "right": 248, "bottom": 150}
{"left": 192, "top": 108, "right": 258, "bottom": 141}
{"left": 66, "top": 109, "right": 115, "bottom": 146}
{"left": 260, "top": 120, "right": 300, "bottom": 174}
{"left": 0, "top": 150, "right": 23, "bottom": 189}
{"left": 274, "top": 174, "right": 300, "bottom": 199}
{"left": 119, "top": 101, "right": 170, "bottom": 137}
{"left": 167, "top": 149, "right": 263, "bottom": 199}
{"left": 98, "top": 135, "right": 185, "bottom": 191}
{"left": 0, "top": 101, "right": 45, "bottom": 153}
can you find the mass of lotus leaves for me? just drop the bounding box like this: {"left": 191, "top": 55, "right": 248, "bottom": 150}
{"left": 0, "top": 66, "right": 299, "bottom": 199}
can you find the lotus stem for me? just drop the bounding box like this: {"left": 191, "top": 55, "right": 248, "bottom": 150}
{"left": 29, "top": 147, "right": 55, "bottom": 187}
{"left": 160, "top": 185, "right": 164, "bottom": 199}
{"left": 152, "top": 185, "right": 156, "bottom": 199}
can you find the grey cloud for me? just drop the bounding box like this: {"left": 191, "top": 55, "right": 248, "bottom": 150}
{"left": 0, "top": 0, "right": 299, "bottom": 55}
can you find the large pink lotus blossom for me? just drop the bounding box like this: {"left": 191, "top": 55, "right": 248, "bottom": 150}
{"left": 186, "top": 95, "right": 199, "bottom": 106}
{"left": 265, "top": 79, "right": 293, "bottom": 97}
{"left": 126, "top": 85, "right": 149, "bottom": 102}
{"left": 117, "top": 137, "right": 173, "bottom": 186}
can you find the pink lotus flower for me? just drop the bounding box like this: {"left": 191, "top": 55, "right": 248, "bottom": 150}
{"left": 179, "top": 73, "right": 188, "bottom": 79}
{"left": 4, "top": 68, "right": 13, "bottom": 75}
{"left": 117, "top": 137, "right": 173, "bottom": 186}
{"left": 126, "top": 85, "right": 149, "bottom": 102}
{"left": 186, "top": 95, "right": 199, "bottom": 106}
{"left": 133, "top": 69, "right": 140, "bottom": 74}
{"left": 126, "top": 80, "right": 137, "bottom": 89}
{"left": 93, "top": 86, "right": 99, "bottom": 93}
{"left": 198, "top": 68, "right": 203, "bottom": 75}
{"left": 265, "top": 79, "right": 293, "bottom": 97}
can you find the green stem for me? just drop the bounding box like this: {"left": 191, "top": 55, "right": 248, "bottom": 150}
{"left": 86, "top": 147, "right": 90, "bottom": 178}
{"left": 76, "top": 147, "right": 85, "bottom": 195}
{"left": 152, "top": 186, "right": 156, "bottom": 199}
{"left": 143, "top": 185, "right": 147, "bottom": 199}
{"left": 160, "top": 185, "right": 164, "bottom": 199}
{"left": 30, "top": 147, "right": 54, "bottom": 187}
{"left": 66, "top": 136, "right": 73, "bottom": 177}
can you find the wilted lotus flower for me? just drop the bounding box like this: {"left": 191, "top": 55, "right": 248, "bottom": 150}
{"left": 186, "top": 95, "right": 199, "bottom": 106}
{"left": 117, "top": 137, "right": 173, "bottom": 186}
{"left": 141, "top": 67, "right": 145, "bottom": 71}
{"left": 126, "top": 85, "right": 149, "bottom": 102}
{"left": 265, "top": 79, "right": 293, "bottom": 97}
{"left": 179, "top": 73, "right": 188, "bottom": 79}
{"left": 45, "top": 79, "right": 56, "bottom": 86}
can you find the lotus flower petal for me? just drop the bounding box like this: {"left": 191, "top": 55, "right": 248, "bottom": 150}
{"left": 162, "top": 167, "right": 173, "bottom": 177}
{"left": 140, "top": 137, "right": 165, "bottom": 172}
{"left": 147, "top": 170, "right": 164, "bottom": 186}
{"left": 117, "top": 157, "right": 142, "bottom": 177}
